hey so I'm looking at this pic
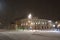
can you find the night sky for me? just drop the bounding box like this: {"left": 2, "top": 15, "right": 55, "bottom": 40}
{"left": 0, "top": 0, "right": 60, "bottom": 24}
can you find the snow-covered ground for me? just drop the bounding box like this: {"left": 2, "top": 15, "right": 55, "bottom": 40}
{"left": 0, "top": 30, "right": 60, "bottom": 40}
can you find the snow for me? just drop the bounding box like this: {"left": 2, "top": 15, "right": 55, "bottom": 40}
{"left": 0, "top": 30, "right": 60, "bottom": 40}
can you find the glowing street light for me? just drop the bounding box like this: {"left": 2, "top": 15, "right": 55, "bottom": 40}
{"left": 28, "top": 13, "right": 32, "bottom": 19}
{"left": 53, "top": 24, "right": 55, "bottom": 27}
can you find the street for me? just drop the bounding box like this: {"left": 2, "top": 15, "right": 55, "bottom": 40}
{"left": 0, "top": 30, "right": 60, "bottom": 40}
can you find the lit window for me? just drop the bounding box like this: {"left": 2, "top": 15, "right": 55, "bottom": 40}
{"left": 38, "top": 22, "right": 40, "bottom": 24}
{"left": 26, "top": 23, "right": 28, "bottom": 25}
{"left": 55, "top": 21, "right": 58, "bottom": 24}
{"left": 42, "top": 22, "right": 44, "bottom": 24}
{"left": 48, "top": 20, "right": 52, "bottom": 23}
{"left": 36, "top": 23, "right": 38, "bottom": 24}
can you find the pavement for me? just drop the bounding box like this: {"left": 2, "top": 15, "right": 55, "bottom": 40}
{"left": 0, "top": 30, "right": 60, "bottom": 40}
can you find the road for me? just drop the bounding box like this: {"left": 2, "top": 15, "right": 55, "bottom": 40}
{"left": 0, "top": 30, "right": 60, "bottom": 40}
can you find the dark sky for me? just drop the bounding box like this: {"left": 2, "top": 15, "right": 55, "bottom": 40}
{"left": 0, "top": 0, "right": 60, "bottom": 24}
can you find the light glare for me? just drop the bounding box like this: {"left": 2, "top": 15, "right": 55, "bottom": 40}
{"left": 28, "top": 14, "right": 32, "bottom": 19}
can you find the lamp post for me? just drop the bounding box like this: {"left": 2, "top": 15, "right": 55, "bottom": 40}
{"left": 55, "top": 21, "right": 58, "bottom": 30}
{"left": 28, "top": 13, "right": 32, "bottom": 30}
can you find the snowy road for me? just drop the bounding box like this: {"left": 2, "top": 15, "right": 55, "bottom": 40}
{"left": 0, "top": 30, "right": 60, "bottom": 40}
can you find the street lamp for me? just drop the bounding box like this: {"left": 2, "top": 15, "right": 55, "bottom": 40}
{"left": 28, "top": 13, "right": 32, "bottom": 30}
{"left": 28, "top": 13, "right": 32, "bottom": 19}
{"left": 53, "top": 24, "right": 55, "bottom": 27}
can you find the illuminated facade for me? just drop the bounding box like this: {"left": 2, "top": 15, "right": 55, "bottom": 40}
{"left": 16, "top": 17, "right": 54, "bottom": 30}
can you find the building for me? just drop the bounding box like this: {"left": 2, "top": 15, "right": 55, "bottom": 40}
{"left": 16, "top": 17, "right": 54, "bottom": 30}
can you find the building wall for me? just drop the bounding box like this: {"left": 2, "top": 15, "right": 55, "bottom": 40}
{"left": 16, "top": 18, "right": 54, "bottom": 30}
